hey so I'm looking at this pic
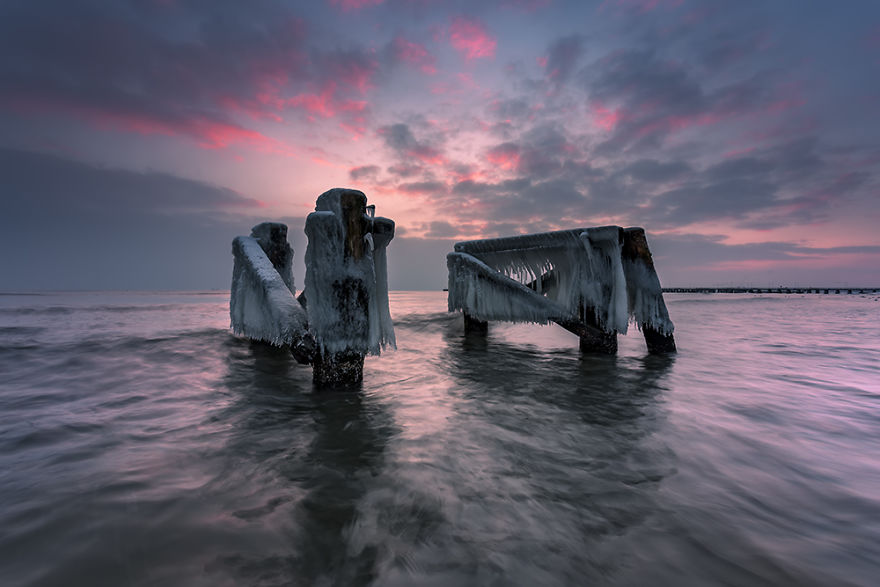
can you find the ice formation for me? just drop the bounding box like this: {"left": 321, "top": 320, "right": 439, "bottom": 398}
{"left": 448, "top": 226, "right": 673, "bottom": 335}
{"left": 249, "top": 222, "right": 294, "bottom": 293}
{"left": 230, "top": 234, "right": 311, "bottom": 349}
{"left": 303, "top": 188, "right": 395, "bottom": 356}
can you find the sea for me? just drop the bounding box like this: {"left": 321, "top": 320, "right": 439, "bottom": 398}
{"left": 0, "top": 290, "right": 878, "bottom": 586}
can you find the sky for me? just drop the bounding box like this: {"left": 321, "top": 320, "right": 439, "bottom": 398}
{"left": 1, "top": 0, "right": 879, "bottom": 290}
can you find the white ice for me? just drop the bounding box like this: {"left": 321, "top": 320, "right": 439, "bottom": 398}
{"left": 303, "top": 190, "right": 395, "bottom": 356}
{"left": 449, "top": 227, "right": 673, "bottom": 335}
{"left": 230, "top": 235, "right": 309, "bottom": 346}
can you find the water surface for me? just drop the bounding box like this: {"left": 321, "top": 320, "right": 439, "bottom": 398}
{"left": 1, "top": 291, "right": 878, "bottom": 585}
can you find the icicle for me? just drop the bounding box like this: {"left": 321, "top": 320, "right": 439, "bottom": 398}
{"left": 579, "top": 227, "right": 629, "bottom": 334}
{"left": 447, "top": 225, "right": 675, "bottom": 341}
{"left": 303, "top": 191, "right": 395, "bottom": 357}
{"left": 230, "top": 236, "right": 310, "bottom": 347}
{"left": 447, "top": 252, "right": 572, "bottom": 324}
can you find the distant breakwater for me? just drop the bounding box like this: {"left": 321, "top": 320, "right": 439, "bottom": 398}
{"left": 663, "top": 287, "right": 879, "bottom": 294}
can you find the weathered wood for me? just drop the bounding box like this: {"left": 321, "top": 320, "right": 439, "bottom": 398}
{"left": 449, "top": 225, "right": 676, "bottom": 356}
{"left": 557, "top": 317, "right": 618, "bottom": 354}
{"left": 340, "top": 190, "right": 367, "bottom": 261}
{"left": 622, "top": 228, "right": 676, "bottom": 354}
{"left": 312, "top": 350, "right": 364, "bottom": 387}
{"left": 250, "top": 222, "right": 294, "bottom": 292}
{"left": 643, "top": 325, "right": 676, "bottom": 354}
{"left": 230, "top": 232, "right": 315, "bottom": 364}
{"left": 463, "top": 313, "right": 488, "bottom": 334}
{"left": 310, "top": 188, "right": 373, "bottom": 387}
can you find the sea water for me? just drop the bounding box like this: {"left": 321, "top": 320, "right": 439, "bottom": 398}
{"left": 0, "top": 291, "right": 878, "bottom": 586}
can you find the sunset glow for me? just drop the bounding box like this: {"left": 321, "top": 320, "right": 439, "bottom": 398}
{"left": 1, "top": 0, "right": 878, "bottom": 290}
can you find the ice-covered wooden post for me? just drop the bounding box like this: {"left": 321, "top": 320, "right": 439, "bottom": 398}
{"left": 230, "top": 222, "right": 315, "bottom": 363}
{"left": 622, "top": 228, "right": 676, "bottom": 353}
{"left": 303, "top": 188, "right": 395, "bottom": 385}
{"left": 447, "top": 226, "right": 675, "bottom": 355}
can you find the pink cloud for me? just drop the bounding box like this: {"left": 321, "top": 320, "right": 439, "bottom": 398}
{"left": 590, "top": 101, "right": 622, "bottom": 131}
{"left": 449, "top": 17, "right": 497, "bottom": 60}
{"left": 4, "top": 94, "right": 294, "bottom": 154}
{"left": 600, "top": 0, "right": 683, "bottom": 13}
{"left": 486, "top": 143, "right": 521, "bottom": 170}
{"left": 409, "top": 145, "right": 446, "bottom": 166}
{"left": 392, "top": 37, "right": 437, "bottom": 74}
{"left": 100, "top": 112, "right": 293, "bottom": 154}
{"left": 328, "top": 0, "right": 384, "bottom": 11}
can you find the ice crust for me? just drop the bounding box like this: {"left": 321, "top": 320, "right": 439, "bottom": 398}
{"left": 249, "top": 222, "right": 294, "bottom": 293}
{"left": 230, "top": 235, "right": 309, "bottom": 346}
{"left": 304, "top": 189, "right": 395, "bottom": 356}
{"left": 449, "top": 227, "right": 673, "bottom": 334}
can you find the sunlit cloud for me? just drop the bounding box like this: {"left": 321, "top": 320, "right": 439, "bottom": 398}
{"left": 448, "top": 17, "right": 497, "bottom": 60}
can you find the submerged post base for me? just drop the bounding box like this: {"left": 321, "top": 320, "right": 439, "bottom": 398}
{"left": 312, "top": 351, "right": 365, "bottom": 386}
{"left": 642, "top": 325, "right": 676, "bottom": 354}
{"left": 578, "top": 329, "right": 618, "bottom": 354}
{"left": 463, "top": 313, "right": 488, "bottom": 335}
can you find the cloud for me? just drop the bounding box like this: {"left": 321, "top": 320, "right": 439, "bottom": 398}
{"left": 0, "top": 148, "right": 262, "bottom": 215}
{"left": 448, "top": 17, "right": 496, "bottom": 60}
{"left": 378, "top": 123, "right": 446, "bottom": 166}
{"left": 424, "top": 221, "right": 459, "bottom": 238}
{"left": 391, "top": 37, "right": 437, "bottom": 74}
{"left": 397, "top": 181, "right": 447, "bottom": 195}
{"left": 581, "top": 49, "right": 796, "bottom": 156}
{"left": 0, "top": 1, "right": 384, "bottom": 147}
{"left": 544, "top": 35, "right": 585, "bottom": 85}
{"left": 486, "top": 143, "right": 521, "bottom": 170}
{"left": 328, "top": 0, "right": 385, "bottom": 11}
{"left": 621, "top": 159, "right": 692, "bottom": 182}
{"left": 350, "top": 165, "right": 381, "bottom": 181}
{"left": 0, "top": 1, "right": 314, "bottom": 151}
{"left": 649, "top": 233, "right": 880, "bottom": 287}
{"left": 0, "top": 148, "right": 271, "bottom": 289}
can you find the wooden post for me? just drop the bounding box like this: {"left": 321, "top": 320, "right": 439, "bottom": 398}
{"left": 463, "top": 313, "right": 488, "bottom": 334}
{"left": 250, "top": 222, "right": 294, "bottom": 293}
{"left": 311, "top": 190, "right": 369, "bottom": 386}
{"left": 622, "top": 228, "right": 676, "bottom": 354}
{"left": 576, "top": 306, "right": 618, "bottom": 354}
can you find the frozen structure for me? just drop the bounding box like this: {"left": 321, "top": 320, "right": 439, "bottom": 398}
{"left": 231, "top": 223, "right": 315, "bottom": 363}
{"left": 303, "top": 188, "right": 395, "bottom": 383}
{"left": 447, "top": 226, "right": 675, "bottom": 354}
{"left": 230, "top": 189, "right": 395, "bottom": 385}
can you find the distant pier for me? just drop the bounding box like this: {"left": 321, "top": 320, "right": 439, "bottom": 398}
{"left": 663, "top": 287, "right": 879, "bottom": 295}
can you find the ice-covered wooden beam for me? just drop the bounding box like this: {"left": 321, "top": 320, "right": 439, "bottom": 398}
{"left": 230, "top": 223, "right": 315, "bottom": 364}
{"left": 303, "top": 188, "right": 395, "bottom": 386}
{"left": 621, "top": 228, "right": 675, "bottom": 353}
{"left": 447, "top": 226, "right": 675, "bottom": 354}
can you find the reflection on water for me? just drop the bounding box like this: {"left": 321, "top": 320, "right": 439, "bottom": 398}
{"left": 0, "top": 291, "right": 878, "bottom": 585}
